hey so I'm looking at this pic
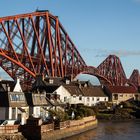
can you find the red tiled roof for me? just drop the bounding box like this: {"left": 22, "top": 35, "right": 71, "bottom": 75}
{"left": 107, "top": 86, "right": 137, "bottom": 93}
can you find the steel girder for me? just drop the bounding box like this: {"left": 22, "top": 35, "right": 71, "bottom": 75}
{"left": 0, "top": 11, "right": 86, "bottom": 87}
{"left": 129, "top": 69, "right": 140, "bottom": 88}
{"left": 97, "top": 55, "right": 127, "bottom": 86}
{"left": 0, "top": 11, "right": 137, "bottom": 89}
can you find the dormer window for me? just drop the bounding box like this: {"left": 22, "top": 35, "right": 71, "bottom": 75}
{"left": 66, "top": 80, "right": 70, "bottom": 85}
{"left": 10, "top": 93, "right": 25, "bottom": 101}
{"left": 73, "top": 95, "right": 76, "bottom": 98}
{"left": 79, "top": 95, "right": 82, "bottom": 100}
{"left": 49, "top": 79, "right": 54, "bottom": 84}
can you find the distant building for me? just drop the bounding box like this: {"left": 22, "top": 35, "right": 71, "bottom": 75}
{"left": 32, "top": 75, "right": 109, "bottom": 107}
{"left": 104, "top": 86, "right": 138, "bottom": 104}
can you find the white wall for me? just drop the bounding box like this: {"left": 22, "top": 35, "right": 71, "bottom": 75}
{"left": 54, "top": 86, "right": 71, "bottom": 103}
{"left": 54, "top": 85, "right": 108, "bottom": 106}
{"left": 84, "top": 96, "right": 108, "bottom": 106}
{"left": 69, "top": 95, "right": 84, "bottom": 104}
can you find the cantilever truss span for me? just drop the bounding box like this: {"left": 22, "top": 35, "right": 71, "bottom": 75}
{"left": 0, "top": 11, "right": 87, "bottom": 86}
{"left": 0, "top": 11, "right": 137, "bottom": 89}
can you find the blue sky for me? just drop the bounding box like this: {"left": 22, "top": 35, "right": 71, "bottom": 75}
{"left": 0, "top": 0, "right": 140, "bottom": 81}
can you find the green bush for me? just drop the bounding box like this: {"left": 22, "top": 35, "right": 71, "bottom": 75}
{"left": 49, "top": 109, "right": 69, "bottom": 121}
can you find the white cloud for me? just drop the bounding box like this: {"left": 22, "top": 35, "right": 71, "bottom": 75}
{"left": 94, "top": 49, "right": 140, "bottom": 57}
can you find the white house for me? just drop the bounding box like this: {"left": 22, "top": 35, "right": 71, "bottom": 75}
{"left": 81, "top": 86, "right": 108, "bottom": 106}
{"left": 53, "top": 85, "right": 71, "bottom": 103}
{"left": 0, "top": 79, "right": 28, "bottom": 125}
{"left": 63, "top": 85, "right": 84, "bottom": 105}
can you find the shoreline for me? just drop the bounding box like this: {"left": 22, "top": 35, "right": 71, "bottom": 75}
{"left": 41, "top": 119, "right": 98, "bottom": 140}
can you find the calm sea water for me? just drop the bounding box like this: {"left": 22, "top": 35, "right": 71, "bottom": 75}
{"left": 65, "top": 121, "right": 140, "bottom": 140}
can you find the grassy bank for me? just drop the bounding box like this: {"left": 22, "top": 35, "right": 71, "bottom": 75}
{"left": 96, "top": 101, "right": 140, "bottom": 120}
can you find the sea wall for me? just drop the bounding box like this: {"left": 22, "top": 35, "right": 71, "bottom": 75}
{"left": 42, "top": 119, "right": 98, "bottom": 140}
{"left": 0, "top": 116, "right": 97, "bottom": 140}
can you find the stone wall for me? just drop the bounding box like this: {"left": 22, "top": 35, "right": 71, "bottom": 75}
{"left": 42, "top": 119, "right": 98, "bottom": 140}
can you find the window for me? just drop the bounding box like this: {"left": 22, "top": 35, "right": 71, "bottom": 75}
{"left": 73, "top": 95, "right": 76, "bottom": 98}
{"left": 64, "top": 97, "right": 67, "bottom": 102}
{"left": 104, "top": 98, "right": 106, "bottom": 101}
{"left": 49, "top": 79, "right": 54, "bottom": 84}
{"left": 92, "top": 97, "right": 94, "bottom": 101}
{"left": 87, "top": 97, "right": 90, "bottom": 101}
{"left": 79, "top": 96, "right": 82, "bottom": 100}
{"left": 114, "top": 94, "right": 118, "bottom": 100}
{"left": 97, "top": 98, "right": 99, "bottom": 101}
{"left": 66, "top": 80, "right": 70, "bottom": 84}
{"left": 10, "top": 94, "right": 25, "bottom": 101}
{"left": 12, "top": 108, "right": 16, "bottom": 119}
{"left": 129, "top": 94, "right": 133, "bottom": 97}
{"left": 119, "top": 94, "right": 123, "bottom": 97}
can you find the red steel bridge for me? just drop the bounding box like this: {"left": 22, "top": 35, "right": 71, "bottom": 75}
{"left": 0, "top": 11, "right": 139, "bottom": 89}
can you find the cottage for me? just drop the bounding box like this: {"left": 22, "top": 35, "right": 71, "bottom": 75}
{"left": 63, "top": 85, "right": 84, "bottom": 105}
{"left": 29, "top": 75, "right": 65, "bottom": 119}
{"left": 81, "top": 86, "right": 108, "bottom": 106}
{"left": 104, "top": 86, "right": 137, "bottom": 104}
{"left": 0, "top": 79, "right": 28, "bottom": 125}
{"left": 25, "top": 91, "right": 53, "bottom": 120}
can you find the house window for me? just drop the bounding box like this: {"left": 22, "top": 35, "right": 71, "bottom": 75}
{"left": 49, "top": 79, "right": 54, "bottom": 84}
{"left": 92, "top": 97, "right": 94, "bottom": 101}
{"left": 10, "top": 94, "right": 25, "bottom": 101}
{"left": 12, "top": 108, "right": 16, "bottom": 119}
{"left": 113, "top": 94, "right": 118, "bottom": 100}
{"left": 104, "top": 98, "right": 106, "bottom": 101}
{"left": 129, "top": 94, "right": 133, "bottom": 97}
{"left": 97, "top": 98, "right": 99, "bottom": 101}
{"left": 64, "top": 97, "right": 67, "bottom": 102}
{"left": 79, "top": 96, "right": 82, "bottom": 100}
{"left": 73, "top": 95, "right": 76, "bottom": 98}
{"left": 119, "top": 94, "right": 123, "bottom": 97}
{"left": 87, "top": 97, "right": 90, "bottom": 101}
{"left": 66, "top": 80, "right": 70, "bottom": 84}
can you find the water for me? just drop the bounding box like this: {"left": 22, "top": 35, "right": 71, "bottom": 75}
{"left": 65, "top": 121, "right": 140, "bottom": 140}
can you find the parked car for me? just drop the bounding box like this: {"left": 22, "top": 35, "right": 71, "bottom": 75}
{"left": 0, "top": 120, "right": 19, "bottom": 126}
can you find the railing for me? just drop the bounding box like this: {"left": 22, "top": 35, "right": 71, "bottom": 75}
{"left": 0, "top": 125, "right": 19, "bottom": 134}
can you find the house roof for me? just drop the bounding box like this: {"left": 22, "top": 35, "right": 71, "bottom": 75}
{"left": 81, "top": 86, "right": 107, "bottom": 97}
{"left": 25, "top": 92, "right": 54, "bottom": 106}
{"left": 64, "top": 85, "right": 83, "bottom": 96}
{"left": 106, "top": 86, "right": 137, "bottom": 94}
{"left": 0, "top": 80, "right": 15, "bottom": 92}
{"left": 44, "top": 85, "right": 59, "bottom": 93}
